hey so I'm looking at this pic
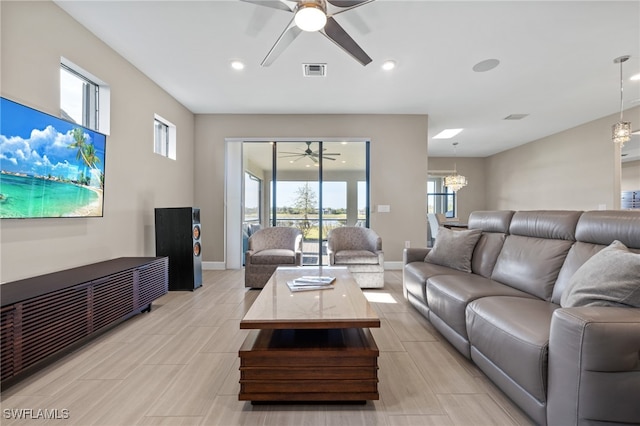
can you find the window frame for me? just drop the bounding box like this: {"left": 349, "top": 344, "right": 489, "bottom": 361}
{"left": 60, "top": 58, "right": 110, "bottom": 135}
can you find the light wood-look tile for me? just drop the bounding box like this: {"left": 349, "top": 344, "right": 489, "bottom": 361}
{"left": 0, "top": 269, "right": 533, "bottom": 425}
{"left": 378, "top": 352, "right": 444, "bottom": 416}
{"left": 437, "top": 393, "right": 526, "bottom": 426}
{"left": 145, "top": 352, "right": 236, "bottom": 417}
{"left": 403, "top": 341, "right": 483, "bottom": 394}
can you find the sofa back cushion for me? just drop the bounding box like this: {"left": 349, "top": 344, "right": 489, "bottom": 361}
{"left": 491, "top": 211, "right": 581, "bottom": 300}
{"left": 574, "top": 210, "right": 640, "bottom": 249}
{"left": 467, "top": 210, "right": 514, "bottom": 278}
{"left": 552, "top": 241, "right": 604, "bottom": 304}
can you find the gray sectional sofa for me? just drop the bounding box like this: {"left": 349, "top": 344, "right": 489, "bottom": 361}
{"left": 403, "top": 210, "right": 640, "bottom": 425}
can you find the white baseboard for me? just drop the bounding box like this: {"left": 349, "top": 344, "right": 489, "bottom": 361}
{"left": 203, "top": 261, "right": 402, "bottom": 271}
{"left": 202, "top": 261, "right": 226, "bottom": 270}
{"left": 384, "top": 261, "right": 403, "bottom": 270}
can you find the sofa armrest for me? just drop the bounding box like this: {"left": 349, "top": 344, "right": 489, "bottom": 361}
{"left": 547, "top": 307, "right": 640, "bottom": 425}
{"left": 403, "top": 247, "right": 430, "bottom": 265}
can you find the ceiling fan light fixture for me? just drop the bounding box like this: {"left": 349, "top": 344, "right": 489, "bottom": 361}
{"left": 295, "top": 3, "right": 327, "bottom": 32}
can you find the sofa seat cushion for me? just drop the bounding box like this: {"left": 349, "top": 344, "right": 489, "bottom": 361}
{"left": 404, "top": 262, "right": 467, "bottom": 303}
{"left": 334, "top": 250, "right": 379, "bottom": 265}
{"left": 466, "top": 297, "right": 560, "bottom": 402}
{"left": 250, "top": 249, "right": 296, "bottom": 265}
{"left": 427, "top": 274, "right": 536, "bottom": 340}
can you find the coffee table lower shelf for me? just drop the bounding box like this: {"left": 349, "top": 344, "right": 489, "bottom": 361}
{"left": 239, "top": 327, "right": 379, "bottom": 402}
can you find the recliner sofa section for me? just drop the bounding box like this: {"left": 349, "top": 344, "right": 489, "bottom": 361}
{"left": 403, "top": 210, "right": 640, "bottom": 425}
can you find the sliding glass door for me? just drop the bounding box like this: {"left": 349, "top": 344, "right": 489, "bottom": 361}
{"left": 242, "top": 140, "right": 369, "bottom": 265}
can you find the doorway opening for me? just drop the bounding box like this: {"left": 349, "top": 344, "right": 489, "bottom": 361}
{"left": 235, "top": 139, "right": 370, "bottom": 267}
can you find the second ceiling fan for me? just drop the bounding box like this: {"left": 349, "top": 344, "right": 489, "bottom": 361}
{"left": 241, "top": 0, "right": 374, "bottom": 67}
{"left": 280, "top": 141, "right": 341, "bottom": 163}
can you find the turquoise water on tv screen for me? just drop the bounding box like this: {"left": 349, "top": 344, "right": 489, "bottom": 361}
{"left": 0, "top": 174, "right": 99, "bottom": 218}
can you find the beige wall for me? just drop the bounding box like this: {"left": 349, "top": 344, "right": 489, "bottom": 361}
{"left": 427, "top": 157, "right": 487, "bottom": 223}
{"left": 485, "top": 107, "right": 640, "bottom": 211}
{"left": 1, "top": 1, "right": 195, "bottom": 282}
{"left": 622, "top": 160, "right": 640, "bottom": 192}
{"left": 195, "top": 114, "right": 429, "bottom": 265}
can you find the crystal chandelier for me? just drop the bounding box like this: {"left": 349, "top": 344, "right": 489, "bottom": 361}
{"left": 444, "top": 142, "right": 468, "bottom": 192}
{"left": 612, "top": 55, "right": 631, "bottom": 145}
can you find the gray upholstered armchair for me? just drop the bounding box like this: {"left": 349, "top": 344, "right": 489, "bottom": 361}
{"left": 327, "top": 227, "right": 384, "bottom": 288}
{"left": 245, "top": 227, "right": 303, "bottom": 288}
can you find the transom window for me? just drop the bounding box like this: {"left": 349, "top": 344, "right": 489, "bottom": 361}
{"left": 153, "top": 114, "right": 177, "bottom": 160}
{"left": 60, "top": 58, "right": 110, "bottom": 135}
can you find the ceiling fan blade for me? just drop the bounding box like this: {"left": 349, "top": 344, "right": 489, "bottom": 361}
{"left": 328, "top": 0, "right": 375, "bottom": 16}
{"left": 240, "top": 0, "right": 295, "bottom": 12}
{"left": 261, "top": 16, "right": 302, "bottom": 66}
{"left": 322, "top": 153, "right": 341, "bottom": 156}
{"left": 321, "top": 17, "right": 372, "bottom": 66}
{"left": 322, "top": 156, "right": 337, "bottom": 160}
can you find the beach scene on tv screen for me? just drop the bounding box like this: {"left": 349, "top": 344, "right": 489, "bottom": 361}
{"left": 0, "top": 98, "right": 106, "bottom": 218}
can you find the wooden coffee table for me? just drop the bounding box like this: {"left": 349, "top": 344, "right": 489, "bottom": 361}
{"left": 238, "top": 266, "right": 380, "bottom": 403}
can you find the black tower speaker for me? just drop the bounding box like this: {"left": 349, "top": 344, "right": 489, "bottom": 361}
{"left": 155, "top": 207, "right": 202, "bottom": 291}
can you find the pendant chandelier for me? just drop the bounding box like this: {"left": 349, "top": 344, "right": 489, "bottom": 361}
{"left": 612, "top": 55, "right": 631, "bottom": 145}
{"left": 444, "top": 142, "right": 468, "bottom": 192}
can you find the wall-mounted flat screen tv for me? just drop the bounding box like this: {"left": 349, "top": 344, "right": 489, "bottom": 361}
{"left": 0, "top": 97, "right": 106, "bottom": 218}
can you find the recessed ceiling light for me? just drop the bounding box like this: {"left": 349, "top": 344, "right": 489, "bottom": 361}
{"left": 382, "top": 60, "right": 396, "bottom": 71}
{"left": 631, "top": 73, "right": 640, "bottom": 81}
{"left": 472, "top": 58, "right": 500, "bottom": 73}
{"left": 433, "top": 128, "right": 464, "bottom": 139}
{"left": 231, "top": 60, "right": 245, "bottom": 70}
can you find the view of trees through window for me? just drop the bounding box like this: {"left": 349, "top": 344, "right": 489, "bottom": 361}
{"left": 272, "top": 181, "right": 361, "bottom": 240}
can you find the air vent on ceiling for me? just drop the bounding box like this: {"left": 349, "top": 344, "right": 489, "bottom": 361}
{"left": 303, "top": 63, "right": 327, "bottom": 77}
{"left": 504, "top": 114, "right": 529, "bottom": 120}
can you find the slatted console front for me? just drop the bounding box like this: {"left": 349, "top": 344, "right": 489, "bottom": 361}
{"left": 0, "top": 257, "right": 168, "bottom": 387}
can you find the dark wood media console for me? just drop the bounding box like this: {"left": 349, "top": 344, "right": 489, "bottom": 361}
{"left": 0, "top": 257, "right": 168, "bottom": 387}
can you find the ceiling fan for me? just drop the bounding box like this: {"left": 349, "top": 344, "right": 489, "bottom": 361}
{"left": 280, "top": 141, "right": 341, "bottom": 163}
{"left": 240, "top": 0, "right": 374, "bottom": 66}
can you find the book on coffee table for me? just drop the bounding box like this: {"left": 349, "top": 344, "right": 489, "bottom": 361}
{"left": 287, "top": 276, "right": 336, "bottom": 292}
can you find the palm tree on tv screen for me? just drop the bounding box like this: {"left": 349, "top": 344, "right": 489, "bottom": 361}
{"left": 68, "top": 127, "right": 103, "bottom": 188}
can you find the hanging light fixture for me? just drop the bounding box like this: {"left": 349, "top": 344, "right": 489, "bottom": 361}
{"left": 612, "top": 55, "right": 631, "bottom": 145}
{"left": 444, "top": 142, "right": 468, "bottom": 192}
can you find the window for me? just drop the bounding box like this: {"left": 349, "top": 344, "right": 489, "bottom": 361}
{"left": 60, "top": 58, "right": 110, "bottom": 134}
{"left": 153, "top": 114, "right": 176, "bottom": 160}
{"left": 427, "top": 177, "right": 457, "bottom": 217}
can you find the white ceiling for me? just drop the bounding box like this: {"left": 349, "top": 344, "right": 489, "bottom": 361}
{"left": 54, "top": 0, "right": 640, "bottom": 160}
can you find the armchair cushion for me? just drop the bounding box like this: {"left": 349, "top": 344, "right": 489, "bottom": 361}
{"left": 249, "top": 249, "right": 297, "bottom": 265}
{"left": 334, "top": 249, "right": 380, "bottom": 265}
{"left": 561, "top": 240, "right": 640, "bottom": 308}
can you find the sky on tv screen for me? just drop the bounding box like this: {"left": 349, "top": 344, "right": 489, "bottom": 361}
{"left": 0, "top": 97, "right": 106, "bottom": 180}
